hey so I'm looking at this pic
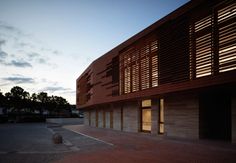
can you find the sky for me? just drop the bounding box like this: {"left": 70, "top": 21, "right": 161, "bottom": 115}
{"left": 0, "top": 0, "right": 189, "bottom": 104}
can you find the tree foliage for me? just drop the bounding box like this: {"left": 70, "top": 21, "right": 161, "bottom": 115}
{"left": 0, "top": 86, "right": 70, "bottom": 117}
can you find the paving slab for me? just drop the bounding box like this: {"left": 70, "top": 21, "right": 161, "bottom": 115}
{"left": 57, "top": 125, "right": 236, "bottom": 163}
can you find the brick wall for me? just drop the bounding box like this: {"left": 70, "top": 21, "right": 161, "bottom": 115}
{"left": 165, "top": 93, "right": 199, "bottom": 139}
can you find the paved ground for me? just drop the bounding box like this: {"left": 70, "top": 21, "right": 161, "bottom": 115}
{"left": 1, "top": 123, "right": 236, "bottom": 163}
{"left": 0, "top": 123, "right": 110, "bottom": 163}
{"left": 58, "top": 125, "right": 236, "bottom": 163}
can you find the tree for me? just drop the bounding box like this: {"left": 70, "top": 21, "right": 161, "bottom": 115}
{"left": 31, "top": 93, "right": 37, "bottom": 102}
{"left": 37, "top": 92, "right": 48, "bottom": 103}
{"left": 0, "top": 89, "right": 5, "bottom": 107}
{"left": 37, "top": 92, "right": 49, "bottom": 115}
{"left": 8, "top": 86, "right": 30, "bottom": 113}
{"left": 1, "top": 86, "right": 71, "bottom": 118}
{"left": 11, "top": 86, "right": 25, "bottom": 99}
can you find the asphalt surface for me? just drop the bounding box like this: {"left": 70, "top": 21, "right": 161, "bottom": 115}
{"left": 0, "top": 123, "right": 110, "bottom": 163}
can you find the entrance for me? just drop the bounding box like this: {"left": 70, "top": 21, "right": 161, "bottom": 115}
{"left": 141, "top": 108, "right": 151, "bottom": 132}
{"left": 199, "top": 88, "right": 231, "bottom": 141}
{"left": 141, "top": 100, "right": 152, "bottom": 132}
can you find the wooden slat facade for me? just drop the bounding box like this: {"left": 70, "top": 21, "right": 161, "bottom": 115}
{"left": 77, "top": 0, "right": 236, "bottom": 110}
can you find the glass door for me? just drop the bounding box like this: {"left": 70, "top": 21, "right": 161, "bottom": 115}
{"left": 141, "top": 108, "right": 151, "bottom": 132}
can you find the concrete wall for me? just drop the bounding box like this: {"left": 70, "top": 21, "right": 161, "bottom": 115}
{"left": 113, "top": 105, "right": 122, "bottom": 131}
{"left": 84, "top": 111, "right": 89, "bottom": 126}
{"left": 98, "top": 109, "right": 103, "bottom": 128}
{"left": 90, "top": 110, "right": 96, "bottom": 127}
{"left": 105, "top": 111, "right": 110, "bottom": 128}
{"left": 123, "top": 101, "right": 139, "bottom": 132}
{"left": 232, "top": 94, "right": 236, "bottom": 143}
{"left": 165, "top": 94, "right": 199, "bottom": 139}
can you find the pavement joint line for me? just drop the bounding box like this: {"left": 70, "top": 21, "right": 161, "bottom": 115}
{"left": 47, "top": 126, "right": 77, "bottom": 149}
{"left": 47, "top": 127, "right": 55, "bottom": 134}
{"left": 16, "top": 150, "right": 78, "bottom": 154}
{"left": 63, "top": 139, "right": 73, "bottom": 146}
{"left": 64, "top": 128, "right": 114, "bottom": 146}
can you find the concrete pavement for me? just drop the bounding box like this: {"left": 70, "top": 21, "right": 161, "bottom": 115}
{"left": 0, "top": 123, "right": 110, "bottom": 163}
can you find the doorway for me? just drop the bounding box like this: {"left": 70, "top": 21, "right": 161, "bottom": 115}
{"left": 141, "top": 108, "right": 151, "bottom": 132}
{"left": 199, "top": 88, "right": 231, "bottom": 141}
{"left": 141, "top": 100, "right": 152, "bottom": 132}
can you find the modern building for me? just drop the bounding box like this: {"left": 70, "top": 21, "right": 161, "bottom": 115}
{"left": 76, "top": 0, "right": 236, "bottom": 142}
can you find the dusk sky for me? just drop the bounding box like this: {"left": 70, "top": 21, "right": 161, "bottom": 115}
{"left": 0, "top": 0, "right": 189, "bottom": 104}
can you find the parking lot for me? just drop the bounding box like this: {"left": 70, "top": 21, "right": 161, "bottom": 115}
{"left": 0, "top": 123, "right": 110, "bottom": 163}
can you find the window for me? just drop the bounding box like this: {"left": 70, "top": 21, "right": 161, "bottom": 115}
{"left": 119, "top": 38, "right": 158, "bottom": 94}
{"left": 159, "top": 99, "right": 164, "bottom": 134}
{"left": 142, "top": 99, "right": 151, "bottom": 107}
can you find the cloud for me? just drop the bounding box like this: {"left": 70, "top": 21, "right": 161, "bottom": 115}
{"left": 40, "top": 86, "right": 71, "bottom": 93}
{"left": 0, "top": 50, "right": 8, "bottom": 64}
{"left": 38, "top": 58, "right": 46, "bottom": 64}
{"left": 27, "top": 52, "right": 48, "bottom": 65}
{"left": 0, "top": 50, "right": 8, "bottom": 58}
{"left": 0, "top": 51, "right": 32, "bottom": 68}
{"left": 2, "top": 75, "right": 35, "bottom": 84}
{"left": 62, "top": 90, "right": 76, "bottom": 95}
{"left": 0, "top": 39, "right": 6, "bottom": 47}
{"left": 0, "top": 21, "right": 23, "bottom": 36}
{"left": 7, "top": 60, "right": 32, "bottom": 68}
{"left": 18, "top": 42, "right": 34, "bottom": 48}
{"left": 27, "top": 52, "right": 40, "bottom": 58}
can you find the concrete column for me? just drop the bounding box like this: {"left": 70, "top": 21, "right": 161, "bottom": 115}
{"left": 90, "top": 110, "right": 96, "bottom": 127}
{"left": 105, "top": 111, "right": 110, "bottom": 128}
{"left": 98, "top": 109, "right": 103, "bottom": 128}
{"left": 113, "top": 104, "right": 122, "bottom": 131}
{"left": 151, "top": 99, "right": 159, "bottom": 135}
{"left": 84, "top": 111, "right": 89, "bottom": 126}
{"left": 232, "top": 94, "right": 236, "bottom": 143}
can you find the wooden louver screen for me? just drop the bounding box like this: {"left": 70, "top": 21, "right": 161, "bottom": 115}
{"left": 190, "top": 1, "right": 236, "bottom": 79}
{"left": 218, "top": 2, "right": 236, "bottom": 73}
{"left": 119, "top": 39, "right": 158, "bottom": 94}
{"left": 159, "top": 16, "right": 190, "bottom": 84}
{"left": 140, "top": 45, "right": 150, "bottom": 90}
{"left": 151, "top": 40, "right": 158, "bottom": 87}
{"left": 195, "top": 15, "right": 213, "bottom": 78}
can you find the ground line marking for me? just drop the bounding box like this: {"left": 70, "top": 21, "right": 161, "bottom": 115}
{"left": 64, "top": 128, "right": 114, "bottom": 146}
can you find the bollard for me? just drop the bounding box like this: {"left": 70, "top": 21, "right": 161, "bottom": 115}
{"left": 52, "top": 133, "right": 63, "bottom": 144}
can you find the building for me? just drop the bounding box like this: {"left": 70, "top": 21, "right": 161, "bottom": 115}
{"left": 76, "top": 0, "right": 236, "bottom": 142}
